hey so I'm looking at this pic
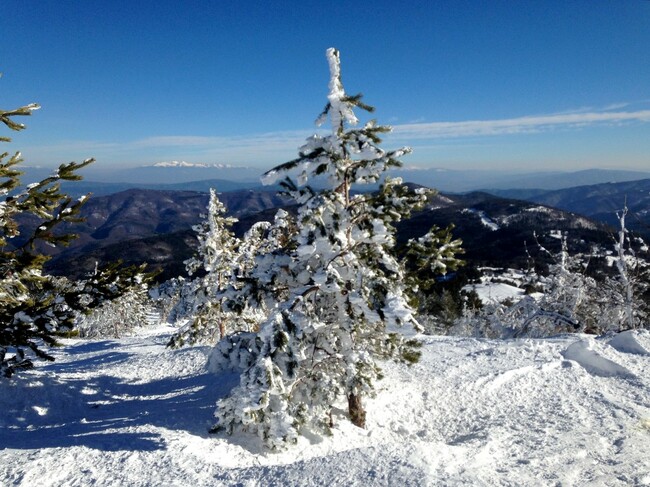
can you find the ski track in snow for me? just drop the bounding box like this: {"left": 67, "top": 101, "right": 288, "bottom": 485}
{"left": 2, "top": 325, "right": 650, "bottom": 486}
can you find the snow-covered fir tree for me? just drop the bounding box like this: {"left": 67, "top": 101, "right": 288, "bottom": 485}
{"left": 168, "top": 205, "right": 295, "bottom": 350}
{"left": 76, "top": 268, "right": 153, "bottom": 338}
{"left": 213, "top": 48, "right": 434, "bottom": 449}
{"left": 168, "top": 189, "right": 239, "bottom": 347}
{"left": 160, "top": 277, "right": 205, "bottom": 327}
{"left": 221, "top": 208, "right": 297, "bottom": 316}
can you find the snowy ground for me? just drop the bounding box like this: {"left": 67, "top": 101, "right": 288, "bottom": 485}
{"left": 2, "top": 324, "right": 650, "bottom": 486}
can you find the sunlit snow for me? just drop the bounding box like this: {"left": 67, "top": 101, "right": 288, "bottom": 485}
{"left": 2, "top": 324, "right": 649, "bottom": 486}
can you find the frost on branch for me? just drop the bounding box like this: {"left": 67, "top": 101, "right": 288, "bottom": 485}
{"left": 610, "top": 205, "right": 649, "bottom": 330}
{"left": 453, "top": 228, "right": 649, "bottom": 339}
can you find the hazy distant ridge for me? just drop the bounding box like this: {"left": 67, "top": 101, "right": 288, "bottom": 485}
{"left": 36, "top": 166, "right": 650, "bottom": 198}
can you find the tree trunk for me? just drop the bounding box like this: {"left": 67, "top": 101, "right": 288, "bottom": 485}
{"left": 348, "top": 391, "right": 366, "bottom": 428}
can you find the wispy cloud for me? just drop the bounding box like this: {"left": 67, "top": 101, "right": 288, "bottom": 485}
{"left": 21, "top": 106, "right": 650, "bottom": 167}
{"left": 389, "top": 109, "right": 650, "bottom": 140}
{"left": 130, "top": 107, "right": 650, "bottom": 154}
{"left": 133, "top": 130, "right": 312, "bottom": 150}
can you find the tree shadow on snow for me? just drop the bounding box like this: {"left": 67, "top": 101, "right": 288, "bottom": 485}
{"left": 0, "top": 355, "right": 240, "bottom": 452}
{"left": 59, "top": 340, "right": 122, "bottom": 356}
{"left": 45, "top": 351, "right": 132, "bottom": 372}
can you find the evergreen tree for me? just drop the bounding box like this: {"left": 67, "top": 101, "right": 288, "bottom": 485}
{"left": 0, "top": 100, "right": 96, "bottom": 376}
{"left": 151, "top": 277, "right": 185, "bottom": 323}
{"left": 168, "top": 188, "right": 239, "bottom": 347}
{"left": 159, "top": 277, "right": 198, "bottom": 325}
{"left": 1, "top": 94, "right": 149, "bottom": 377}
{"left": 76, "top": 265, "right": 154, "bottom": 338}
{"left": 221, "top": 208, "right": 298, "bottom": 316}
{"left": 403, "top": 224, "right": 465, "bottom": 332}
{"left": 213, "top": 48, "right": 431, "bottom": 448}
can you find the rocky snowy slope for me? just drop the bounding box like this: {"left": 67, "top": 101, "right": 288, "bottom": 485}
{"left": 1, "top": 325, "right": 649, "bottom": 486}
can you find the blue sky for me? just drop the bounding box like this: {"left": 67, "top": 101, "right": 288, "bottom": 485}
{"left": 3, "top": 0, "right": 649, "bottom": 175}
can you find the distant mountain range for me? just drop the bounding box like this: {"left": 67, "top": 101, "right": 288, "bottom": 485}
{"left": 488, "top": 178, "right": 650, "bottom": 238}
{"left": 58, "top": 179, "right": 270, "bottom": 198}
{"left": 394, "top": 168, "right": 650, "bottom": 193}
{"left": 17, "top": 188, "right": 285, "bottom": 280}
{"left": 21, "top": 164, "right": 650, "bottom": 196}
{"left": 30, "top": 185, "right": 615, "bottom": 282}
{"left": 14, "top": 165, "right": 650, "bottom": 282}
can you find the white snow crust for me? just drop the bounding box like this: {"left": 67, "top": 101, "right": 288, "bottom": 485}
{"left": 2, "top": 325, "right": 650, "bottom": 486}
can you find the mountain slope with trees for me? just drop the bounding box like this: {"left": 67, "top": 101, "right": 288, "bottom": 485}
{"left": 489, "top": 178, "right": 650, "bottom": 238}
{"left": 34, "top": 186, "right": 616, "bottom": 282}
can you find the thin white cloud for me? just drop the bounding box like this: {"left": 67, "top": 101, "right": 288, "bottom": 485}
{"left": 601, "top": 102, "right": 633, "bottom": 111}
{"left": 133, "top": 130, "right": 312, "bottom": 150}
{"left": 131, "top": 108, "right": 650, "bottom": 154}
{"left": 389, "top": 109, "right": 650, "bottom": 140}
{"left": 20, "top": 106, "right": 650, "bottom": 167}
{"left": 552, "top": 102, "right": 632, "bottom": 115}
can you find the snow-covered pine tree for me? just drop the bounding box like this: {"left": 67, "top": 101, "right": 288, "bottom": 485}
{"left": 151, "top": 277, "right": 184, "bottom": 323}
{"left": 76, "top": 266, "right": 153, "bottom": 338}
{"left": 403, "top": 224, "right": 465, "bottom": 332}
{"left": 1, "top": 94, "right": 153, "bottom": 377}
{"left": 168, "top": 188, "right": 240, "bottom": 347}
{"left": 213, "top": 48, "right": 430, "bottom": 448}
{"left": 220, "top": 208, "right": 297, "bottom": 316}
{"left": 204, "top": 209, "right": 299, "bottom": 376}
{"left": 0, "top": 100, "right": 95, "bottom": 377}
{"left": 405, "top": 224, "right": 464, "bottom": 281}
{"left": 160, "top": 277, "right": 197, "bottom": 324}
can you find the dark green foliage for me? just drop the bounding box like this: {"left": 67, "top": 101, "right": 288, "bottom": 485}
{"left": 0, "top": 98, "right": 151, "bottom": 377}
{"left": 404, "top": 224, "right": 464, "bottom": 290}
{"left": 401, "top": 224, "right": 466, "bottom": 331}
{"left": 400, "top": 339, "right": 423, "bottom": 365}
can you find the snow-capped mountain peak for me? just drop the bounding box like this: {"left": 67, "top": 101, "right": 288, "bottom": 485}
{"left": 151, "top": 161, "right": 241, "bottom": 169}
